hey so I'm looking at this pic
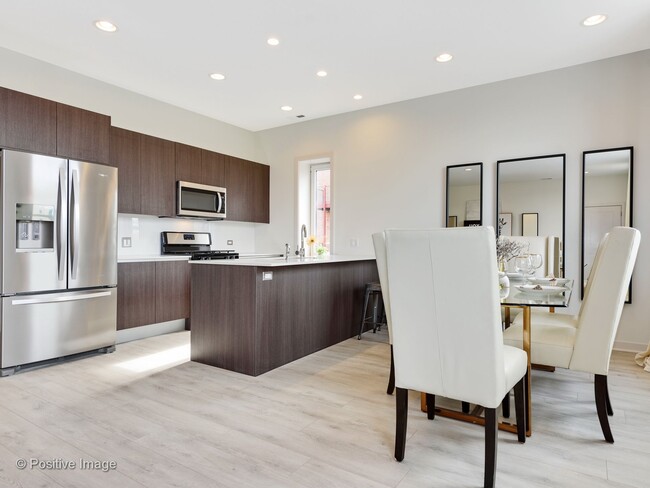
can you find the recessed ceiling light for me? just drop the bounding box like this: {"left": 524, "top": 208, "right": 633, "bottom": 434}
{"left": 95, "top": 20, "right": 117, "bottom": 33}
{"left": 583, "top": 14, "right": 607, "bottom": 26}
{"left": 281, "top": 105, "right": 293, "bottom": 111}
{"left": 267, "top": 37, "right": 280, "bottom": 46}
{"left": 465, "top": 168, "right": 472, "bottom": 171}
{"left": 210, "top": 73, "right": 225, "bottom": 81}
{"left": 316, "top": 70, "right": 328, "bottom": 77}
{"left": 436, "top": 53, "right": 453, "bottom": 63}
{"left": 353, "top": 94, "right": 363, "bottom": 100}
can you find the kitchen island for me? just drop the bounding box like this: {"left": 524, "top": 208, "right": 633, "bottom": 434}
{"left": 190, "top": 255, "right": 378, "bottom": 376}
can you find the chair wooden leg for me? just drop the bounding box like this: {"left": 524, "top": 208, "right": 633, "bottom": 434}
{"left": 484, "top": 407, "right": 498, "bottom": 488}
{"left": 514, "top": 375, "right": 526, "bottom": 443}
{"left": 595, "top": 374, "right": 614, "bottom": 443}
{"left": 605, "top": 382, "right": 613, "bottom": 416}
{"left": 395, "top": 387, "right": 408, "bottom": 461}
{"left": 501, "top": 393, "right": 510, "bottom": 419}
{"left": 461, "top": 401, "right": 470, "bottom": 414}
{"left": 426, "top": 393, "right": 436, "bottom": 420}
{"left": 387, "top": 345, "right": 395, "bottom": 395}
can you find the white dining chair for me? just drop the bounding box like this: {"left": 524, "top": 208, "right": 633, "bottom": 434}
{"left": 372, "top": 232, "right": 395, "bottom": 394}
{"left": 385, "top": 227, "right": 527, "bottom": 488}
{"left": 503, "top": 227, "right": 640, "bottom": 442}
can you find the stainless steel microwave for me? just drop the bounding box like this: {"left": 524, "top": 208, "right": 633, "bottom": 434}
{"left": 177, "top": 181, "right": 226, "bottom": 220}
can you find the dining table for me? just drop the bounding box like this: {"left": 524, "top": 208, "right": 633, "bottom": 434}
{"left": 420, "top": 275, "right": 574, "bottom": 437}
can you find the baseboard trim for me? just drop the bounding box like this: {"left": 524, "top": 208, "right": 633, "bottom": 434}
{"left": 613, "top": 340, "right": 646, "bottom": 353}
{"left": 116, "top": 320, "right": 186, "bottom": 344}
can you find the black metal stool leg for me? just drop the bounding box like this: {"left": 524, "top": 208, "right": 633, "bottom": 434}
{"left": 358, "top": 286, "right": 371, "bottom": 339}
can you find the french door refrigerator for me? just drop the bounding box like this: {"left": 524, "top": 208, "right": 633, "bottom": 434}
{"left": 1, "top": 149, "right": 117, "bottom": 375}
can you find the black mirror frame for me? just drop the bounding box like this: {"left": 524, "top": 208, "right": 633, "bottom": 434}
{"left": 581, "top": 147, "right": 634, "bottom": 303}
{"left": 496, "top": 154, "right": 566, "bottom": 274}
{"left": 445, "top": 162, "right": 483, "bottom": 227}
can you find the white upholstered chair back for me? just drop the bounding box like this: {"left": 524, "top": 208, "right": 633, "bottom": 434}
{"left": 372, "top": 232, "right": 392, "bottom": 344}
{"left": 386, "top": 227, "right": 506, "bottom": 408}
{"left": 570, "top": 227, "right": 640, "bottom": 375}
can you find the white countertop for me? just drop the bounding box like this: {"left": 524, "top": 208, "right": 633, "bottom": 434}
{"left": 118, "top": 255, "right": 191, "bottom": 263}
{"left": 190, "top": 255, "right": 374, "bottom": 267}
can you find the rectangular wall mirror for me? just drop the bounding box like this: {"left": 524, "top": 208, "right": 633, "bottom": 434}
{"left": 582, "top": 147, "right": 633, "bottom": 302}
{"left": 446, "top": 162, "right": 483, "bottom": 227}
{"left": 497, "top": 154, "right": 566, "bottom": 277}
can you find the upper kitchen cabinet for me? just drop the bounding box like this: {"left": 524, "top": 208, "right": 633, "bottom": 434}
{"left": 201, "top": 149, "right": 225, "bottom": 187}
{"left": 175, "top": 143, "right": 202, "bottom": 183}
{"left": 110, "top": 127, "right": 142, "bottom": 214}
{"left": 56, "top": 103, "right": 110, "bottom": 164}
{"left": 140, "top": 134, "right": 175, "bottom": 217}
{"left": 225, "top": 156, "right": 270, "bottom": 223}
{"left": 0, "top": 87, "right": 57, "bottom": 155}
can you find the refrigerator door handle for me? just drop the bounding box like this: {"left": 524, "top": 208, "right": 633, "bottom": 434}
{"left": 70, "top": 169, "right": 80, "bottom": 280}
{"left": 11, "top": 291, "right": 112, "bottom": 306}
{"left": 56, "top": 167, "right": 66, "bottom": 281}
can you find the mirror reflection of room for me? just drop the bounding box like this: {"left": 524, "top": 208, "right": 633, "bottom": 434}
{"left": 445, "top": 163, "right": 482, "bottom": 228}
{"left": 497, "top": 154, "right": 565, "bottom": 277}
{"left": 582, "top": 147, "right": 633, "bottom": 300}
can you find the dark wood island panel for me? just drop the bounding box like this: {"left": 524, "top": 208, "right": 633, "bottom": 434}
{"left": 190, "top": 259, "right": 378, "bottom": 376}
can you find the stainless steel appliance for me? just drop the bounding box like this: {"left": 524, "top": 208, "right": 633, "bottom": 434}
{"left": 1, "top": 149, "right": 118, "bottom": 375}
{"left": 177, "top": 181, "right": 226, "bottom": 220}
{"left": 161, "top": 231, "right": 238, "bottom": 260}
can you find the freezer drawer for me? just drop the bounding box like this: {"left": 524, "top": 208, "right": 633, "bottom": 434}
{"left": 1, "top": 288, "right": 116, "bottom": 369}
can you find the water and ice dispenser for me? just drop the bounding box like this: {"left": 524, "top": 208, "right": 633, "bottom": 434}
{"left": 15, "top": 203, "right": 54, "bottom": 251}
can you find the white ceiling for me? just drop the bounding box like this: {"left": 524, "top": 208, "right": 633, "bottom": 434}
{"left": 1, "top": 1, "right": 649, "bottom": 132}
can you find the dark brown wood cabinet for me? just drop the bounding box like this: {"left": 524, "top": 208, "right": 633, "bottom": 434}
{"left": 191, "top": 260, "right": 378, "bottom": 376}
{"left": 0, "top": 88, "right": 57, "bottom": 155}
{"left": 225, "top": 156, "right": 270, "bottom": 223}
{"left": 155, "top": 261, "right": 190, "bottom": 323}
{"left": 201, "top": 150, "right": 225, "bottom": 187}
{"left": 56, "top": 103, "right": 110, "bottom": 164}
{"left": 140, "top": 134, "right": 175, "bottom": 216}
{"left": 117, "top": 262, "right": 156, "bottom": 330}
{"left": 110, "top": 127, "right": 142, "bottom": 214}
{"left": 175, "top": 143, "right": 202, "bottom": 183}
{"left": 117, "top": 260, "right": 191, "bottom": 330}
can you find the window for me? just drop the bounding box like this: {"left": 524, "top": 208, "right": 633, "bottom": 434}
{"left": 311, "top": 163, "right": 331, "bottom": 250}
{"left": 297, "top": 157, "right": 332, "bottom": 254}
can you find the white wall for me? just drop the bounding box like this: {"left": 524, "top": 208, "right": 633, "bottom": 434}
{"left": 257, "top": 50, "right": 650, "bottom": 350}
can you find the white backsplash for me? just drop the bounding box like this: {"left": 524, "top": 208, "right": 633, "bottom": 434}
{"left": 117, "top": 214, "right": 256, "bottom": 257}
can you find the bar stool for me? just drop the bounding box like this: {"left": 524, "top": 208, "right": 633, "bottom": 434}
{"left": 357, "top": 282, "right": 386, "bottom": 339}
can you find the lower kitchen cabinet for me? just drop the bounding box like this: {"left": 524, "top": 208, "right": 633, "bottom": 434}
{"left": 155, "top": 261, "right": 191, "bottom": 323}
{"left": 117, "top": 261, "right": 190, "bottom": 330}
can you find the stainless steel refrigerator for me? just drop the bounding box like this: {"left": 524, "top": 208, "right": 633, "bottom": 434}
{"left": 1, "top": 149, "right": 117, "bottom": 375}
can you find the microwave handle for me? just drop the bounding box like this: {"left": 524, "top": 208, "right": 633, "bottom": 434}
{"left": 217, "top": 192, "right": 223, "bottom": 214}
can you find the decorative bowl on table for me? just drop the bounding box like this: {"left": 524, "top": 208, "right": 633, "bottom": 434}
{"left": 526, "top": 277, "right": 570, "bottom": 286}
{"left": 515, "top": 284, "right": 568, "bottom": 296}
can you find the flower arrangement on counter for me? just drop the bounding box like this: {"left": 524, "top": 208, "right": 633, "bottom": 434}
{"left": 307, "top": 235, "right": 328, "bottom": 256}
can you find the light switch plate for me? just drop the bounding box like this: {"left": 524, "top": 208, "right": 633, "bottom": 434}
{"left": 262, "top": 271, "right": 273, "bottom": 281}
{"left": 121, "top": 237, "right": 132, "bottom": 248}
{"left": 227, "top": 240, "right": 234, "bottom": 245}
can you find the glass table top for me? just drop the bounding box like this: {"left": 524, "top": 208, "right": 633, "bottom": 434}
{"left": 500, "top": 279, "right": 573, "bottom": 308}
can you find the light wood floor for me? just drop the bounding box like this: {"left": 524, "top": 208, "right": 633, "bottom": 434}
{"left": 1, "top": 330, "right": 649, "bottom": 488}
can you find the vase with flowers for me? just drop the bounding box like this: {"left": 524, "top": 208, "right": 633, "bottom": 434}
{"left": 496, "top": 236, "right": 524, "bottom": 290}
{"left": 306, "top": 235, "right": 317, "bottom": 256}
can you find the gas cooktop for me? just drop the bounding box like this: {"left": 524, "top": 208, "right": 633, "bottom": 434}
{"left": 160, "top": 231, "right": 239, "bottom": 260}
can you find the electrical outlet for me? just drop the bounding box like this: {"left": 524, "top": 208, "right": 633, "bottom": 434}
{"left": 262, "top": 271, "right": 273, "bottom": 281}
{"left": 121, "top": 237, "right": 132, "bottom": 248}
{"left": 227, "top": 240, "right": 234, "bottom": 246}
